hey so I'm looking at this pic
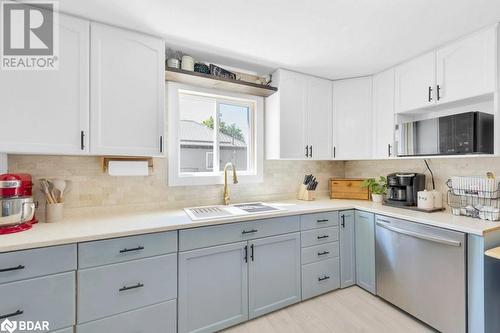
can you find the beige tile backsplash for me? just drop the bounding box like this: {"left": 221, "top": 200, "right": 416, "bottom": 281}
{"left": 8, "top": 154, "right": 500, "bottom": 217}
{"left": 345, "top": 157, "right": 500, "bottom": 198}
{"left": 8, "top": 155, "right": 344, "bottom": 214}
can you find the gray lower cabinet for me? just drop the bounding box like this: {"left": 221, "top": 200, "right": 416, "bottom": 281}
{"left": 178, "top": 230, "right": 301, "bottom": 333}
{"left": 248, "top": 233, "right": 301, "bottom": 319}
{"left": 77, "top": 254, "right": 177, "bottom": 323}
{"left": 76, "top": 300, "right": 176, "bottom": 333}
{"left": 178, "top": 242, "right": 248, "bottom": 333}
{"left": 0, "top": 272, "right": 75, "bottom": 332}
{"left": 354, "top": 211, "right": 376, "bottom": 294}
{"left": 339, "top": 210, "right": 356, "bottom": 288}
{"left": 302, "top": 258, "right": 340, "bottom": 299}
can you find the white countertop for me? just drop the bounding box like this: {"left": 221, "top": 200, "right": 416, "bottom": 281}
{"left": 1, "top": 198, "right": 499, "bottom": 253}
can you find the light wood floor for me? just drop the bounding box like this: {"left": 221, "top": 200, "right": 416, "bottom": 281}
{"left": 223, "top": 286, "right": 435, "bottom": 333}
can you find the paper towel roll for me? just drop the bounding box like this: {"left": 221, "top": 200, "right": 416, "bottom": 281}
{"left": 108, "top": 161, "right": 149, "bottom": 176}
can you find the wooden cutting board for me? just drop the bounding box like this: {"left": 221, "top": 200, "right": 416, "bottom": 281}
{"left": 329, "top": 178, "right": 369, "bottom": 200}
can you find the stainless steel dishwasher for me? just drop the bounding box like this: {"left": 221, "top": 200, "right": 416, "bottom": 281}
{"left": 375, "top": 215, "right": 466, "bottom": 333}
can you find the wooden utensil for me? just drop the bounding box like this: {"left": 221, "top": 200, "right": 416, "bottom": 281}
{"left": 52, "top": 179, "right": 67, "bottom": 202}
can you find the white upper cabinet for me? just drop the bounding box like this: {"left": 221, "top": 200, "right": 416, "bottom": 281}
{"left": 333, "top": 77, "right": 373, "bottom": 160}
{"left": 0, "top": 14, "right": 90, "bottom": 155}
{"left": 307, "top": 77, "right": 333, "bottom": 160}
{"left": 436, "top": 27, "right": 496, "bottom": 104}
{"left": 90, "top": 23, "right": 165, "bottom": 156}
{"left": 372, "top": 69, "right": 395, "bottom": 159}
{"left": 265, "top": 69, "right": 332, "bottom": 160}
{"left": 394, "top": 51, "right": 436, "bottom": 113}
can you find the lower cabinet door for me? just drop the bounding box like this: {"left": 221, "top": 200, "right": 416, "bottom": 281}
{"left": 355, "top": 211, "right": 376, "bottom": 294}
{"left": 0, "top": 272, "right": 75, "bottom": 332}
{"left": 178, "top": 242, "right": 248, "bottom": 333}
{"left": 76, "top": 300, "right": 176, "bottom": 333}
{"left": 248, "top": 233, "right": 301, "bottom": 319}
{"left": 340, "top": 210, "right": 356, "bottom": 288}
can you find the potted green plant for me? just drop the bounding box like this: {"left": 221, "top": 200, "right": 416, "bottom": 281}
{"left": 361, "top": 176, "right": 387, "bottom": 203}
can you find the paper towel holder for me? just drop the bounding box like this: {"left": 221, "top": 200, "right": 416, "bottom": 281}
{"left": 101, "top": 156, "right": 154, "bottom": 173}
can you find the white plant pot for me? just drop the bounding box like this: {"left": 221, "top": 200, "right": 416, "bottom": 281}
{"left": 371, "top": 193, "right": 384, "bottom": 203}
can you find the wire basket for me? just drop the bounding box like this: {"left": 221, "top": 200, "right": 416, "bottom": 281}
{"left": 447, "top": 177, "right": 500, "bottom": 221}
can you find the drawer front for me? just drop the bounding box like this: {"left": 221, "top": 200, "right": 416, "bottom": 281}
{"left": 179, "top": 216, "right": 300, "bottom": 251}
{"left": 301, "top": 242, "right": 339, "bottom": 265}
{"left": 76, "top": 300, "right": 176, "bottom": 333}
{"left": 302, "top": 258, "right": 340, "bottom": 300}
{"left": 300, "top": 212, "right": 338, "bottom": 230}
{"left": 0, "top": 245, "right": 76, "bottom": 284}
{"left": 77, "top": 254, "right": 177, "bottom": 323}
{"left": 0, "top": 272, "right": 75, "bottom": 332}
{"left": 78, "top": 231, "right": 177, "bottom": 268}
{"left": 301, "top": 227, "right": 339, "bottom": 248}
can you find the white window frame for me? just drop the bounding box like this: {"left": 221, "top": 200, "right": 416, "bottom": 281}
{"left": 167, "top": 82, "right": 264, "bottom": 186}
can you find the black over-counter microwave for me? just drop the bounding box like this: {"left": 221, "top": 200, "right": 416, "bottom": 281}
{"left": 397, "top": 112, "right": 494, "bottom": 156}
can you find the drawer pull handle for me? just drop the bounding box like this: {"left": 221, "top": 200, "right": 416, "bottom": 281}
{"left": 316, "top": 219, "right": 329, "bottom": 223}
{"left": 318, "top": 276, "right": 330, "bottom": 282}
{"left": 317, "top": 251, "right": 330, "bottom": 256}
{"left": 242, "top": 229, "right": 258, "bottom": 235}
{"left": 0, "top": 309, "right": 23, "bottom": 320}
{"left": 0, "top": 265, "right": 25, "bottom": 273}
{"left": 119, "top": 283, "right": 144, "bottom": 292}
{"left": 317, "top": 235, "right": 329, "bottom": 239}
{"left": 119, "top": 246, "right": 145, "bottom": 253}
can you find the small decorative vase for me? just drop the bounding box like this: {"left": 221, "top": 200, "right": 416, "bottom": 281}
{"left": 371, "top": 193, "right": 384, "bottom": 203}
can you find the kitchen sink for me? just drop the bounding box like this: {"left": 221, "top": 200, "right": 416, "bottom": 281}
{"left": 184, "top": 202, "right": 283, "bottom": 221}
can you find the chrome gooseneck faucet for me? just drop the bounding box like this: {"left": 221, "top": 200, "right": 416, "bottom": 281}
{"left": 223, "top": 162, "right": 238, "bottom": 205}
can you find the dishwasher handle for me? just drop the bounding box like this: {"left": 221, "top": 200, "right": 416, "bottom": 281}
{"left": 376, "top": 220, "right": 462, "bottom": 247}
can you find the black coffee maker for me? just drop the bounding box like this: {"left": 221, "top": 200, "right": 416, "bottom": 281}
{"left": 384, "top": 173, "right": 426, "bottom": 207}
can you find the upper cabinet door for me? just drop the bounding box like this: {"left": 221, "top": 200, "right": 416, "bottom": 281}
{"left": 90, "top": 23, "right": 165, "bottom": 156}
{"left": 333, "top": 77, "right": 373, "bottom": 160}
{"left": 372, "top": 69, "right": 395, "bottom": 159}
{"left": 436, "top": 27, "right": 496, "bottom": 104}
{"left": 395, "top": 51, "right": 436, "bottom": 113}
{"left": 307, "top": 77, "right": 333, "bottom": 160}
{"left": 0, "top": 14, "right": 89, "bottom": 155}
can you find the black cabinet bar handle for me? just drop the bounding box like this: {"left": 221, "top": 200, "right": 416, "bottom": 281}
{"left": 437, "top": 84, "right": 441, "bottom": 101}
{"left": 333, "top": 146, "right": 336, "bottom": 158}
{"left": 428, "top": 86, "right": 433, "bottom": 102}
{"left": 317, "top": 251, "right": 330, "bottom": 256}
{"left": 159, "top": 136, "right": 163, "bottom": 153}
{"left": 316, "top": 219, "right": 329, "bottom": 223}
{"left": 0, "top": 265, "right": 25, "bottom": 273}
{"left": 341, "top": 215, "right": 345, "bottom": 228}
{"left": 250, "top": 244, "right": 254, "bottom": 261}
{"left": 309, "top": 145, "right": 313, "bottom": 158}
{"left": 244, "top": 245, "right": 248, "bottom": 263}
{"left": 388, "top": 144, "right": 392, "bottom": 157}
{"left": 80, "top": 131, "right": 85, "bottom": 150}
{"left": 317, "top": 235, "right": 329, "bottom": 240}
{"left": 119, "top": 282, "right": 144, "bottom": 292}
{"left": 0, "top": 310, "right": 23, "bottom": 320}
{"left": 305, "top": 145, "right": 309, "bottom": 158}
{"left": 119, "top": 246, "right": 144, "bottom": 253}
{"left": 242, "top": 229, "right": 258, "bottom": 235}
{"left": 318, "top": 276, "right": 330, "bottom": 282}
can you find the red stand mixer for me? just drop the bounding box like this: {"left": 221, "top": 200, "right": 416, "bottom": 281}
{"left": 0, "top": 174, "right": 37, "bottom": 235}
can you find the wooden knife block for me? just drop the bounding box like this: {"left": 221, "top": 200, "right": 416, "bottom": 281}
{"left": 298, "top": 184, "right": 316, "bottom": 201}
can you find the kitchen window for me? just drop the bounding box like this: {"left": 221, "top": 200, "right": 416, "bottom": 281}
{"left": 167, "top": 82, "right": 263, "bottom": 186}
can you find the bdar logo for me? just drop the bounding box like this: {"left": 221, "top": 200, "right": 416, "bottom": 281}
{"left": 0, "top": 319, "right": 17, "bottom": 333}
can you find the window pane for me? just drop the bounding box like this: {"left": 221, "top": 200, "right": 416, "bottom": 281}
{"left": 218, "top": 103, "right": 250, "bottom": 171}
{"left": 179, "top": 94, "right": 216, "bottom": 173}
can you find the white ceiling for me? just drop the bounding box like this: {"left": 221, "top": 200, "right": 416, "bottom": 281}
{"left": 55, "top": 0, "right": 500, "bottom": 79}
